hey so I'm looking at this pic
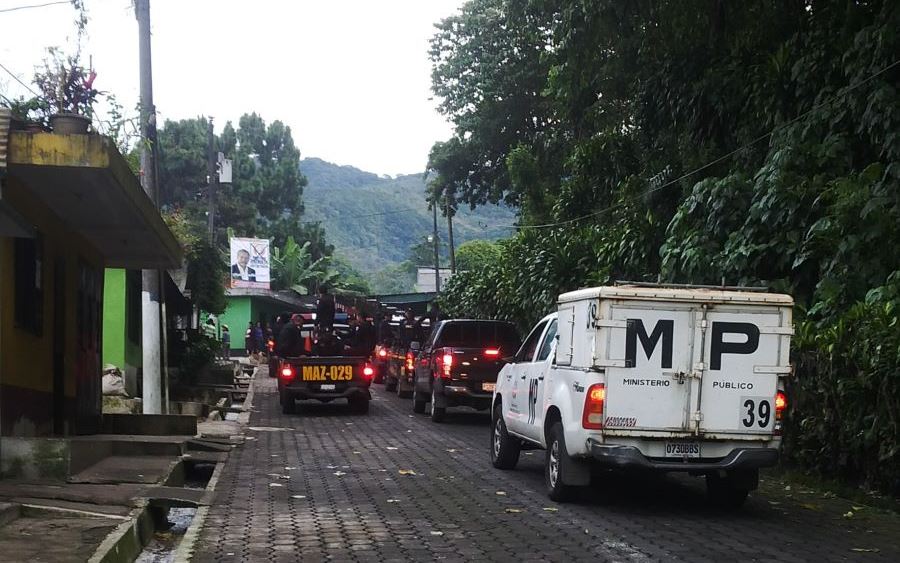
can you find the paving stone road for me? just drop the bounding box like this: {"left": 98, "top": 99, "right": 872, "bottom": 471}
{"left": 192, "top": 374, "right": 900, "bottom": 562}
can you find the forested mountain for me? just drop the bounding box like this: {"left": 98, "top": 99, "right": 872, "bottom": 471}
{"left": 300, "top": 158, "right": 515, "bottom": 274}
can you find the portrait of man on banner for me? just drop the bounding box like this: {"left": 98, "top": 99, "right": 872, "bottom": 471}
{"left": 230, "top": 237, "right": 271, "bottom": 289}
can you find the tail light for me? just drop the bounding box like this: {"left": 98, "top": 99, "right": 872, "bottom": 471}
{"left": 279, "top": 365, "right": 295, "bottom": 382}
{"left": 267, "top": 340, "right": 275, "bottom": 352}
{"left": 435, "top": 349, "right": 454, "bottom": 379}
{"left": 405, "top": 352, "right": 414, "bottom": 371}
{"left": 484, "top": 348, "right": 500, "bottom": 358}
{"left": 363, "top": 365, "right": 375, "bottom": 379}
{"left": 378, "top": 348, "right": 388, "bottom": 358}
{"left": 774, "top": 390, "right": 787, "bottom": 435}
{"left": 582, "top": 383, "right": 606, "bottom": 429}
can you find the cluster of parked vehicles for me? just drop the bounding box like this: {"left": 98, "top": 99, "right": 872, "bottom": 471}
{"left": 274, "top": 283, "right": 794, "bottom": 509}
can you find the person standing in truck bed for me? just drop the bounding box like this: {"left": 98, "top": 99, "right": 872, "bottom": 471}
{"left": 316, "top": 286, "right": 335, "bottom": 332}
{"left": 276, "top": 314, "right": 305, "bottom": 358}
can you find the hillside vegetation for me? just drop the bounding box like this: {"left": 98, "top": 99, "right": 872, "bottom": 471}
{"left": 300, "top": 158, "right": 515, "bottom": 277}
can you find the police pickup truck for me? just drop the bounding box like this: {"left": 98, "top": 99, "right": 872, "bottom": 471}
{"left": 491, "top": 284, "right": 793, "bottom": 508}
{"left": 277, "top": 322, "right": 374, "bottom": 414}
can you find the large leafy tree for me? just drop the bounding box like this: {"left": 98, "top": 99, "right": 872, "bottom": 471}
{"left": 433, "top": 0, "right": 900, "bottom": 492}
{"left": 157, "top": 113, "right": 332, "bottom": 260}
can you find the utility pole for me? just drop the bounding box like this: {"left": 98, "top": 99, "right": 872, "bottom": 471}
{"left": 445, "top": 194, "right": 456, "bottom": 274}
{"left": 135, "top": 0, "right": 162, "bottom": 414}
{"left": 431, "top": 202, "right": 441, "bottom": 293}
{"left": 206, "top": 118, "right": 216, "bottom": 243}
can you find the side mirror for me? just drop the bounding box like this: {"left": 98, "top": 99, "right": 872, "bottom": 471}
{"left": 410, "top": 341, "right": 421, "bottom": 351}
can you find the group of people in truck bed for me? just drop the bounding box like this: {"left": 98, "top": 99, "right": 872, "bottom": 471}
{"left": 273, "top": 286, "right": 379, "bottom": 358}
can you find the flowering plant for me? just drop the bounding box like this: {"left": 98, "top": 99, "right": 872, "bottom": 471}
{"left": 33, "top": 48, "right": 99, "bottom": 117}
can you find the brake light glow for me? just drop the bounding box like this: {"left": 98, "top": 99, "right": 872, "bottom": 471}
{"left": 484, "top": 348, "right": 500, "bottom": 357}
{"left": 267, "top": 340, "right": 275, "bottom": 352}
{"left": 363, "top": 365, "right": 375, "bottom": 378}
{"left": 582, "top": 383, "right": 605, "bottom": 429}
{"left": 378, "top": 349, "right": 388, "bottom": 358}
{"left": 774, "top": 390, "right": 787, "bottom": 435}
{"left": 405, "top": 352, "right": 414, "bottom": 371}
{"left": 279, "top": 365, "right": 295, "bottom": 381}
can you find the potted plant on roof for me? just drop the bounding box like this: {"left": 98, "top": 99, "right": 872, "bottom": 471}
{"left": 33, "top": 47, "right": 99, "bottom": 135}
{"left": 0, "top": 96, "right": 50, "bottom": 132}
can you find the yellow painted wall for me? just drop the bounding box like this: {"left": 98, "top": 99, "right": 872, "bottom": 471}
{"left": 0, "top": 175, "right": 103, "bottom": 435}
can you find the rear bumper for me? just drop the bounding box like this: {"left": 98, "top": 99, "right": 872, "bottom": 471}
{"left": 587, "top": 439, "right": 779, "bottom": 472}
{"left": 439, "top": 385, "right": 493, "bottom": 409}
{"left": 281, "top": 384, "right": 370, "bottom": 402}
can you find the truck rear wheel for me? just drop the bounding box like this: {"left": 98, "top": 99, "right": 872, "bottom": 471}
{"left": 545, "top": 422, "right": 577, "bottom": 502}
{"left": 490, "top": 404, "right": 520, "bottom": 470}
{"left": 349, "top": 396, "right": 370, "bottom": 414}
{"left": 281, "top": 394, "right": 296, "bottom": 415}
{"left": 430, "top": 389, "right": 445, "bottom": 423}
{"left": 706, "top": 470, "right": 754, "bottom": 509}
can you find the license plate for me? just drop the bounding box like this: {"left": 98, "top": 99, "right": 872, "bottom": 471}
{"left": 319, "top": 384, "right": 336, "bottom": 391}
{"left": 482, "top": 382, "right": 496, "bottom": 392}
{"left": 665, "top": 442, "right": 701, "bottom": 458}
{"left": 300, "top": 365, "right": 354, "bottom": 381}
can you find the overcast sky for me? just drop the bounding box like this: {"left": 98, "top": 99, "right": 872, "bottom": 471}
{"left": 0, "top": 0, "right": 462, "bottom": 175}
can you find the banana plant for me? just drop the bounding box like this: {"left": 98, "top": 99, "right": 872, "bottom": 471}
{"left": 271, "top": 236, "right": 337, "bottom": 294}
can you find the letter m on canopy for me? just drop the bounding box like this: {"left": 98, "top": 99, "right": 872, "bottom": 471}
{"left": 625, "top": 319, "right": 674, "bottom": 369}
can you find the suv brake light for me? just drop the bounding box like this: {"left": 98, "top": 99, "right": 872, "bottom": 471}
{"left": 484, "top": 348, "right": 500, "bottom": 357}
{"left": 405, "top": 352, "right": 414, "bottom": 371}
{"left": 378, "top": 348, "right": 388, "bottom": 358}
{"left": 363, "top": 365, "right": 375, "bottom": 379}
{"left": 435, "top": 348, "right": 454, "bottom": 379}
{"left": 774, "top": 390, "right": 787, "bottom": 435}
{"left": 582, "top": 383, "right": 605, "bottom": 429}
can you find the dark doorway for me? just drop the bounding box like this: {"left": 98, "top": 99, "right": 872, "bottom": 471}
{"left": 52, "top": 256, "right": 66, "bottom": 435}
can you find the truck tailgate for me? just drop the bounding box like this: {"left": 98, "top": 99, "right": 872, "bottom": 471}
{"left": 596, "top": 298, "right": 791, "bottom": 437}
{"left": 281, "top": 356, "right": 370, "bottom": 388}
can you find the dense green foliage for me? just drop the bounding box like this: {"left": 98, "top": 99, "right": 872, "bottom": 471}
{"left": 301, "top": 158, "right": 515, "bottom": 288}
{"left": 455, "top": 240, "right": 502, "bottom": 272}
{"left": 432, "top": 0, "right": 900, "bottom": 493}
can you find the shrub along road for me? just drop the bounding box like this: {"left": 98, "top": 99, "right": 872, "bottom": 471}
{"left": 192, "top": 375, "right": 900, "bottom": 562}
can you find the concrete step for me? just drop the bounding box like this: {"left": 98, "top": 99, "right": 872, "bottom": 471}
{"left": 68, "top": 456, "right": 178, "bottom": 485}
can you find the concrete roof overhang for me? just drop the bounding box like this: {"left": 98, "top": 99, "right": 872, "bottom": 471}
{"left": 6, "top": 132, "right": 182, "bottom": 269}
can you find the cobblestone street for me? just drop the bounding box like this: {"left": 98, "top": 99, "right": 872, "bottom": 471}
{"left": 192, "top": 374, "right": 900, "bottom": 562}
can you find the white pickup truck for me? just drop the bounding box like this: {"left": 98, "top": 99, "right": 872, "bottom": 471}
{"left": 491, "top": 284, "right": 793, "bottom": 508}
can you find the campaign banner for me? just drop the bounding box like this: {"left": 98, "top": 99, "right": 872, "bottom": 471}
{"left": 230, "top": 237, "right": 270, "bottom": 289}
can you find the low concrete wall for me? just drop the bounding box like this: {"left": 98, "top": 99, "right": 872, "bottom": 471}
{"left": 0, "top": 438, "right": 71, "bottom": 480}
{"left": 100, "top": 414, "right": 197, "bottom": 436}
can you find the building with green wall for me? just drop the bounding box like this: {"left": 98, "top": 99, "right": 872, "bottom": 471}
{"left": 219, "top": 288, "right": 312, "bottom": 353}
{"left": 102, "top": 269, "right": 142, "bottom": 379}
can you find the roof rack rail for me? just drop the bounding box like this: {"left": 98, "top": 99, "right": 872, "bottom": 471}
{"left": 614, "top": 280, "right": 770, "bottom": 293}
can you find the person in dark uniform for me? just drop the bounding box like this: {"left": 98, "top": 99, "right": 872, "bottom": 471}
{"left": 356, "top": 317, "right": 377, "bottom": 357}
{"left": 276, "top": 314, "right": 305, "bottom": 357}
{"left": 316, "top": 286, "right": 335, "bottom": 332}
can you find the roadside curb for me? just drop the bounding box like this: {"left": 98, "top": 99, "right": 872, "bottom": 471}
{"left": 87, "top": 501, "right": 154, "bottom": 563}
{"left": 174, "top": 370, "right": 257, "bottom": 562}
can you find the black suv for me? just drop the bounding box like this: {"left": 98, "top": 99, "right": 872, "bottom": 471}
{"left": 412, "top": 319, "right": 520, "bottom": 422}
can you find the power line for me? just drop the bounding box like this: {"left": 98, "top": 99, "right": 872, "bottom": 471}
{"left": 0, "top": 1, "right": 69, "bottom": 14}
{"left": 493, "top": 57, "right": 900, "bottom": 231}
{"left": 0, "top": 60, "right": 39, "bottom": 97}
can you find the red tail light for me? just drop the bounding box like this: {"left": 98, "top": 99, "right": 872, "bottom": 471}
{"left": 484, "top": 348, "right": 500, "bottom": 357}
{"left": 363, "top": 365, "right": 375, "bottom": 379}
{"left": 582, "top": 383, "right": 605, "bottom": 429}
{"left": 267, "top": 340, "right": 275, "bottom": 352}
{"left": 405, "top": 352, "right": 414, "bottom": 371}
{"left": 279, "top": 365, "right": 295, "bottom": 382}
{"left": 774, "top": 390, "right": 787, "bottom": 435}
{"left": 441, "top": 352, "right": 453, "bottom": 378}
{"left": 378, "top": 349, "right": 388, "bottom": 358}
